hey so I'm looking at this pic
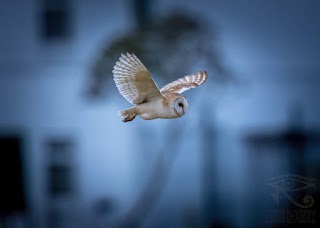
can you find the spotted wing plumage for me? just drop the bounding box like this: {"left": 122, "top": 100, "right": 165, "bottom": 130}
{"left": 113, "top": 53, "right": 163, "bottom": 104}
{"left": 160, "top": 71, "right": 208, "bottom": 95}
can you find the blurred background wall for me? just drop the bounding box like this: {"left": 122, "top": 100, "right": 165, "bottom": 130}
{"left": 0, "top": 0, "right": 319, "bottom": 227}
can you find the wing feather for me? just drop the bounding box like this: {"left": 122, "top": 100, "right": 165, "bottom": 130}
{"left": 160, "top": 71, "right": 208, "bottom": 94}
{"left": 113, "top": 53, "right": 163, "bottom": 104}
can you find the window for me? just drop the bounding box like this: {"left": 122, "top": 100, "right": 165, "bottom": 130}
{"left": 46, "top": 138, "right": 75, "bottom": 197}
{"left": 40, "top": 0, "right": 71, "bottom": 40}
{"left": 0, "top": 135, "right": 26, "bottom": 214}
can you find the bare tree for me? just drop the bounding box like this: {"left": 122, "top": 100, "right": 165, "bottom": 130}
{"left": 118, "top": 122, "right": 184, "bottom": 227}
{"left": 86, "top": 11, "right": 229, "bottom": 99}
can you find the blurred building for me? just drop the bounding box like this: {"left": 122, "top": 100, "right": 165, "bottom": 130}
{"left": 0, "top": 1, "right": 133, "bottom": 227}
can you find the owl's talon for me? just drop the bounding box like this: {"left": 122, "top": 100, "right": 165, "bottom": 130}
{"left": 123, "top": 115, "right": 136, "bottom": 122}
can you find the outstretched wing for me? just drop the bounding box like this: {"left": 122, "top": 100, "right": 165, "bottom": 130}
{"left": 113, "top": 53, "right": 163, "bottom": 104}
{"left": 160, "top": 71, "right": 208, "bottom": 95}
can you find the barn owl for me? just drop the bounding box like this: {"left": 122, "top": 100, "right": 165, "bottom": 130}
{"left": 113, "top": 53, "right": 208, "bottom": 122}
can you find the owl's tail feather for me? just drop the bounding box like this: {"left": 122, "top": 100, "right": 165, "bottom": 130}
{"left": 118, "top": 107, "right": 137, "bottom": 122}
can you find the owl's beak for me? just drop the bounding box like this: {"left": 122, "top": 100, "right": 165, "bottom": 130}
{"left": 174, "top": 108, "right": 181, "bottom": 117}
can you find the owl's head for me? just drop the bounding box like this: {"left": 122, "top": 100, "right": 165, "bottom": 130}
{"left": 173, "top": 96, "right": 188, "bottom": 117}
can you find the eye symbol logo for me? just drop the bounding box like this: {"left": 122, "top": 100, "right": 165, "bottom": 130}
{"left": 265, "top": 174, "right": 315, "bottom": 208}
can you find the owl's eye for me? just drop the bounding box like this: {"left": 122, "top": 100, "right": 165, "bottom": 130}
{"left": 178, "top": 103, "right": 183, "bottom": 108}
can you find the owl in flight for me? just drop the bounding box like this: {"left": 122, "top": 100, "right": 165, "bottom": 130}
{"left": 113, "top": 53, "right": 208, "bottom": 122}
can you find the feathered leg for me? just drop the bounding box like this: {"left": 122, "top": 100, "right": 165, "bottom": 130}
{"left": 118, "top": 107, "right": 138, "bottom": 122}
